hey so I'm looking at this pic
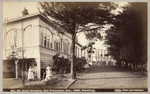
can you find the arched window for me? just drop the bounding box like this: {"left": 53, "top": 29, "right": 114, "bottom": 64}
{"left": 63, "top": 39, "right": 70, "bottom": 54}
{"left": 40, "top": 27, "right": 53, "bottom": 48}
{"left": 40, "top": 27, "right": 45, "bottom": 46}
{"left": 54, "top": 35, "right": 61, "bottom": 51}
{"left": 47, "top": 29, "right": 53, "bottom": 49}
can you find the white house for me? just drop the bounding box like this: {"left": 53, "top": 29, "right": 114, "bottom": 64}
{"left": 3, "top": 8, "right": 85, "bottom": 79}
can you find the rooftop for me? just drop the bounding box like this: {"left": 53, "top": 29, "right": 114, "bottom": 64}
{"left": 6, "top": 12, "right": 83, "bottom": 47}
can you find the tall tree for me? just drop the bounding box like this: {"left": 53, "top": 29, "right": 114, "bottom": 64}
{"left": 38, "top": 2, "right": 115, "bottom": 79}
{"left": 105, "top": 2, "right": 147, "bottom": 69}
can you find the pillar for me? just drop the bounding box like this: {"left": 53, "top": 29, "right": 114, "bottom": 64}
{"left": 15, "top": 61, "right": 18, "bottom": 79}
{"left": 35, "top": 54, "right": 41, "bottom": 80}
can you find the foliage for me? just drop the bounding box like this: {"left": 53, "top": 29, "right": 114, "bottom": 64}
{"left": 38, "top": 2, "right": 115, "bottom": 32}
{"left": 6, "top": 51, "right": 19, "bottom": 62}
{"left": 82, "top": 42, "right": 95, "bottom": 54}
{"left": 39, "top": 2, "right": 116, "bottom": 79}
{"left": 52, "top": 53, "right": 87, "bottom": 74}
{"left": 105, "top": 2, "right": 147, "bottom": 69}
{"left": 74, "top": 57, "right": 87, "bottom": 72}
{"left": 52, "top": 53, "right": 70, "bottom": 74}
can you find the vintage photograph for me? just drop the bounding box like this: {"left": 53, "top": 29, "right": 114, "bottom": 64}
{"left": 3, "top": 1, "right": 148, "bottom": 92}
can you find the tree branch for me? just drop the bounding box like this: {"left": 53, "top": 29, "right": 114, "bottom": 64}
{"left": 76, "top": 25, "right": 103, "bottom": 34}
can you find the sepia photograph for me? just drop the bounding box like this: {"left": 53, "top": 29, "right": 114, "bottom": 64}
{"left": 2, "top": 1, "right": 148, "bottom": 92}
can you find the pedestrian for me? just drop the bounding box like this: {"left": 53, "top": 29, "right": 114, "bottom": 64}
{"left": 84, "top": 63, "right": 90, "bottom": 69}
{"left": 106, "top": 61, "right": 109, "bottom": 65}
{"left": 113, "top": 60, "right": 116, "bottom": 67}
{"left": 33, "top": 64, "right": 37, "bottom": 79}
{"left": 45, "top": 65, "right": 53, "bottom": 80}
{"left": 28, "top": 66, "right": 34, "bottom": 81}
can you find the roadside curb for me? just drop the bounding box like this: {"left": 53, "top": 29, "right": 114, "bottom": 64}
{"left": 66, "top": 67, "right": 90, "bottom": 89}
{"left": 65, "top": 79, "right": 77, "bottom": 89}
{"left": 78, "top": 68, "right": 90, "bottom": 78}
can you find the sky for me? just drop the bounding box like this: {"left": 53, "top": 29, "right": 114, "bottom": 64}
{"left": 3, "top": 2, "right": 128, "bottom": 50}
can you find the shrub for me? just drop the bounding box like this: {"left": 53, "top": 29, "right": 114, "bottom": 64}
{"left": 74, "top": 57, "right": 87, "bottom": 72}
{"left": 52, "top": 54, "right": 87, "bottom": 74}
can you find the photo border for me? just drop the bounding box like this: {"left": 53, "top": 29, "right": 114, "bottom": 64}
{"left": 0, "top": 0, "right": 149, "bottom": 94}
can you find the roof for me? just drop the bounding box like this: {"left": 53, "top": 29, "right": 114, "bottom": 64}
{"left": 7, "top": 12, "right": 70, "bottom": 37}
{"left": 7, "top": 12, "right": 65, "bottom": 32}
{"left": 7, "top": 12, "right": 40, "bottom": 23}
{"left": 6, "top": 12, "right": 83, "bottom": 47}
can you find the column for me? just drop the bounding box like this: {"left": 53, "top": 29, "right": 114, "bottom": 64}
{"left": 35, "top": 55, "right": 41, "bottom": 80}
{"left": 15, "top": 61, "right": 18, "bottom": 79}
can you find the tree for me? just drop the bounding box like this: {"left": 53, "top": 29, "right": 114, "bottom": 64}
{"left": 39, "top": 2, "right": 115, "bottom": 79}
{"left": 105, "top": 2, "right": 147, "bottom": 70}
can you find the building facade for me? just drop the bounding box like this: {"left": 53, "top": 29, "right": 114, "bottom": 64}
{"left": 3, "top": 11, "right": 85, "bottom": 79}
{"left": 94, "top": 49, "right": 113, "bottom": 62}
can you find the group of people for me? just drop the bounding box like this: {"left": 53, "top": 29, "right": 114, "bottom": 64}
{"left": 28, "top": 65, "right": 53, "bottom": 81}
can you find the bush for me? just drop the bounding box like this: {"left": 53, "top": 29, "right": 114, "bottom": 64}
{"left": 52, "top": 54, "right": 71, "bottom": 74}
{"left": 74, "top": 57, "right": 87, "bottom": 72}
{"left": 52, "top": 54, "right": 87, "bottom": 74}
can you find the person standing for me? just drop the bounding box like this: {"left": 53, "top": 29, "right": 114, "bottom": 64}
{"left": 45, "top": 65, "right": 53, "bottom": 80}
{"left": 28, "top": 66, "right": 34, "bottom": 81}
{"left": 33, "top": 64, "right": 37, "bottom": 79}
{"left": 113, "top": 60, "right": 116, "bottom": 67}
{"left": 106, "top": 61, "right": 109, "bottom": 65}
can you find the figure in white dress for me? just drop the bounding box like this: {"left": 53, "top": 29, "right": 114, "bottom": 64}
{"left": 28, "top": 66, "right": 34, "bottom": 81}
{"left": 45, "top": 65, "right": 53, "bottom": 80}
{"left": 84, "top": 63, "right": 90, "bottom": 69}
{"left": 113, "top": 60, "right": 117, "bottom": 67}
{"left": 106, "top": 61, "right": 109, "bottom": 65}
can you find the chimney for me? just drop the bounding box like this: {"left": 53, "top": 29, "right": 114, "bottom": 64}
{"left": 22, "top": 7, "right": 29, "bottom": 16}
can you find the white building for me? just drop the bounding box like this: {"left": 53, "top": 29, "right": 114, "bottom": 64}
{"left": 3, "top": 9, "right": 85, "bottom": 79}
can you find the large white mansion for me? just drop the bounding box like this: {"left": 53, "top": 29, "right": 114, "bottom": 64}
{"left": 3, "top": 9, "right": 88, "bottom": 79}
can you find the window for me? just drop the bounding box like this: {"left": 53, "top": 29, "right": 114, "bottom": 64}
{"left": 47, "top": 38, "right": 49, "bottom": 48}
{"left": 47, "top": 29, "right": 53, "bottom": 49}
{"left": 50, "top": 39, "right": 53, "bottom": 48}
{"left": 54, "top": 35, "right": 61, "bottom": 51}
{"left": 75, "top": 46, "right": 77, "bottom": 56}
{"left": 78, "top": 48, "right": 80, "bottom": 57}
{"left": 40, "top": 27, "right": 54, "bottom": 49}
{"left": 55, "top": 41, "right": 59, "bottom": 51}
{"left": 41, "top": 33, "right": 43, "bottom": 46}
{"left": 59, "top": 42, "right": 61, "bottom": 51}
{"left": 63, "top": 40, "right": 66, "bottom": 54}
{"left": 66, "top": 43, "right": 69, "bottom": 54}
{"left": 63, "top": 39, "right": 70, "bottom": 54}
{"left": 44, "top": 35, "right": 46, "bottom": 47}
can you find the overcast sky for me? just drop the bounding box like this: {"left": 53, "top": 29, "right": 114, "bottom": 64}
{"left": 3, "top": 2, "right": 127, "bottom": 50}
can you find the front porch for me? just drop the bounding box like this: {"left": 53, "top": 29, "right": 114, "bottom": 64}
{"left": 3, "top": 58, "right": 36, "bottom": 79}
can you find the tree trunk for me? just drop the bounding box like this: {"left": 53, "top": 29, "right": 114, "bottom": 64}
{"left": 71, "top": 34, "right": 76, "bottom": 79}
